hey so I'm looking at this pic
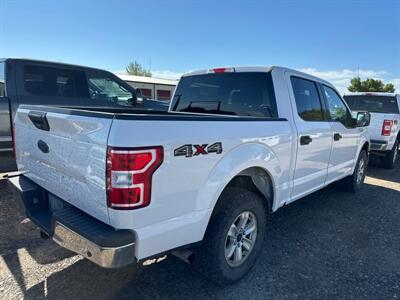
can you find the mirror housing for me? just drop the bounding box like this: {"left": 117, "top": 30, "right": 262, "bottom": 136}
{"left": 353, "top": 111, "right": 371, "bottom": 127}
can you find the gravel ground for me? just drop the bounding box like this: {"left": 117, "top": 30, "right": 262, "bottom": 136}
{"left": 0, "top": 159, "right": 399, "bottom": 300}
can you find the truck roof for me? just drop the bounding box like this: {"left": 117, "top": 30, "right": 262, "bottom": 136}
{"left": 182, "top": 66, "right": 333, "bottom": 87}
{"left": 343, "top": 92, "right": 398, "bottom": 97}
{"left": 0, "top": 57, "right": 111, "bottom": 74}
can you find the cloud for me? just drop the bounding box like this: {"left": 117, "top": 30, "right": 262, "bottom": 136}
{"left": 151, "top": 68, "right": 400, "bottom": 93}
{"left": 298, "top": 68, "right": 392, "bottom": 94}
{"left": 151, "top": 70, "right": 185, "bottom": 80}
{"left": 116, "top": 67, "right": 399, "bottom": 94}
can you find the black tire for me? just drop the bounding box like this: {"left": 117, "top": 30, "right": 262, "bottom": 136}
{"left": 193, "top": 187, "right": 267, "bottom": 286}
{"left": 344, "top": 150, "right": 368, "bottom": 193}
{"left": 383, "top": 139, "right": 399, "bottom": 169}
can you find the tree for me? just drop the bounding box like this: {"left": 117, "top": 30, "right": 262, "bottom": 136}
{"left": 126, "top": 61, "right": 152, "bottom": 77}
{"left": 348, "top": 77, "right": 395, "bottom": 93}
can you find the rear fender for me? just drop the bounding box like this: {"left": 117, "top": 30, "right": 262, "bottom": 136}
{"left": 195, "top": 142, "right": 283, "bottom": 236}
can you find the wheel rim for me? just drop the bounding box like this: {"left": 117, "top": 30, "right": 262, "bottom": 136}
{"left": 224, "top": 211, "right": 257, "bottom": 267}
{"left": 356, "top": 158, "right": 365, "bottom": 184}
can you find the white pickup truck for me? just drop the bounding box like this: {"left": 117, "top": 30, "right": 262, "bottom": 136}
{"left": 9, "top": 66, "right": 371, "bottom": 285}
{"left": 344, "top": 93, "right": 400, "bottom": 169}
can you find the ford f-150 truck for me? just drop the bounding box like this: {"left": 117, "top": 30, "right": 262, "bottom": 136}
{"left": 344, "top": 93, "right": 400, "bottom": 169}
{"left": 0, "top": 58, "right": 168, "bottom": 172}
{"left": 9, "top": 66, "right": 371, "bottom": 285}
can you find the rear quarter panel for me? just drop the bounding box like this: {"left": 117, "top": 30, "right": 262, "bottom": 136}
{"left": 107, "top": 118, "right": 293, "bottom": 228}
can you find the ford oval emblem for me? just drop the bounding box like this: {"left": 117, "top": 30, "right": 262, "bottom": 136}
{"left": 37, "top": 140, "right": 49, "bottom": 153}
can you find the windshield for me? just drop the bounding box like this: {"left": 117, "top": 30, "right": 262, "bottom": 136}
{"left": 171, "top": 72, "right": 278, "bottom": 118}
{"left": 344, "top": 95, "right": 399, "bottom": 114}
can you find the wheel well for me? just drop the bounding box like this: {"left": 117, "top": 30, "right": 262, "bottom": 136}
{"left": 214, "top": 167, "right": 274, "bottom": 214}
{"left": 361, "top": 141, "right": 369, "bottom": 155}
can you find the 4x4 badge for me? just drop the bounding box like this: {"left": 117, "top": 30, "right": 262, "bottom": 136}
{"left": 174, "top": 142, "right": 223, "bottom": 158}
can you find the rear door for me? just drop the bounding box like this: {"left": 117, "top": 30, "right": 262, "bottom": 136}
{"left": 286, "top": 74, "right": 333, "bottom": 201}
{"left": 320, "top": 85, "right": 360, "bottom": 183}
{"left": 14, "top": 106, "right": 113, "bottom": 224}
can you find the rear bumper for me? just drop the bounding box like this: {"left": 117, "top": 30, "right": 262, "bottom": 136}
{"left": 8, "top": 175, "right": 136, "bottom": 268}
{"left": 370, "top": 140, "right": 389, "bottom": 152}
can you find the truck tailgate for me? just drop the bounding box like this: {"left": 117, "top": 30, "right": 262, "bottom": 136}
{"left": 14, "top": 106, "right": 113, "bottom": 224}
{"left": 368, "top": 112, "right": 398, "bottom": 141}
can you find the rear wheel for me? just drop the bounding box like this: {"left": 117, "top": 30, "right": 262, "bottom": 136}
{"left": 383, "top": 139, "right": 399, "bottom": 169}
{"left": 193, "top": 188, "right": 267, "bottom": 286}
{"left": 344, "top": 150, "right": 368, "bottom": 193}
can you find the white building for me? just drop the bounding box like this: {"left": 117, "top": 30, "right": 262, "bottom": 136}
{"left": 116, "top": 74, "right": 177, "bottom": 101}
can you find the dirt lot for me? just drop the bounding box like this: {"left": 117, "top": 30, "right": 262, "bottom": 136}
{"left": 1, "top": 159, "right": 399, "bottom": 300}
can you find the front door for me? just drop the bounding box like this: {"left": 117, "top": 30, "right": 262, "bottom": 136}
{"left": 287, "top": 74, "right": 333, "bottom": 201}
{"left": 320, "top": 84, "right": 360, "bottom": 184}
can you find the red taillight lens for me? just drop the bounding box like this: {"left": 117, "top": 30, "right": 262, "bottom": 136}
{"left": 382, "top": 120, "right": 393, "bottom": 136}
{"left": 107, "top": 146, "right": 163, "bottom": 209}
{"left": 213, "top": 68, "right": 227, "bottom": 73}
{"left": 209, "top": 67, "right": 235, "bottom": 73}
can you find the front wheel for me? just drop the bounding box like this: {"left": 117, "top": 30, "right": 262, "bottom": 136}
{"left": 344, "top": 150, "right": 368, "bottom": 193}
{"left": 193, "top": 188, "right": 267, "bottom": 286}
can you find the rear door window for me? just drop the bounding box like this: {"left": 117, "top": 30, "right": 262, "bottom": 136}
{"left": 171, "top": 72, "right": 278, "bottom": 118}
{"left": 291, "top": 77, "right": 324, "bottom": 121}
{"left": 24, "top": 65, "right": 88, "bottom": 98}
{"left": 344, "top": 95, "right": 399, "bottom": 114}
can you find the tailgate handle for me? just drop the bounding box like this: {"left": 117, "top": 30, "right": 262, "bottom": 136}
{"left": 28, "top": 111, "right": 50, "bottom": 131}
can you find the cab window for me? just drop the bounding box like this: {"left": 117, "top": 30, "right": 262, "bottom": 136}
{"left": 24, "top": 65, "right": 88, "bottom": 98}
{"left": 87, "top": 73, "right": 135, "bottom": 106}
{"left": 291, "top": 77, "right": 324, "bottom": 121}
{"left": 171, "top": 72, "right": 278, "bottom": 118}
{"left": 322, "top": 85, "right": 351, "bottom": 126}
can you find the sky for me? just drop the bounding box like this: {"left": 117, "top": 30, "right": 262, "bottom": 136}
{"left": 1, "top": 0, "right": 399, "bottom": 93}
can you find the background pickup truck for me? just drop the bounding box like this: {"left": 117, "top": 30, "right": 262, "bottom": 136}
{"left": 0, "top": 58, "right": 168, "bottom": 172}
{"left": 9, "top": 66, "right": 370, "bottom": 285}
{"left": 344, "top": 93, "right": 400, "bottom": 169}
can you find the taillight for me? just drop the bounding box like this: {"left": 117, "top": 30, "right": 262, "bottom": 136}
{"left": 382, "top": 120, "right": 394, "bottom": 136}
{"left": 107, "top": 146, "right": 163, "bottom": 209}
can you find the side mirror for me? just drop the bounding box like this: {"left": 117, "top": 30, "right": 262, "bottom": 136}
{"left": 355, "top": 111, "right": 371, "bottom": 127}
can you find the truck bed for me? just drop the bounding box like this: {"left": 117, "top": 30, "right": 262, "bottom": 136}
{"left": 15, "top": 105, "right": 291, "bottom": 230}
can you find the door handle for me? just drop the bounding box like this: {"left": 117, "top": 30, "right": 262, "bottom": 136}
{"left": 300, "top": 135, "right": 312, "bottom": 145}
{"left": 28, "top": 111, "right": 50, "bottom": 131}
{"left": 334, "top": 133, "right": 342, "bottom": 141}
